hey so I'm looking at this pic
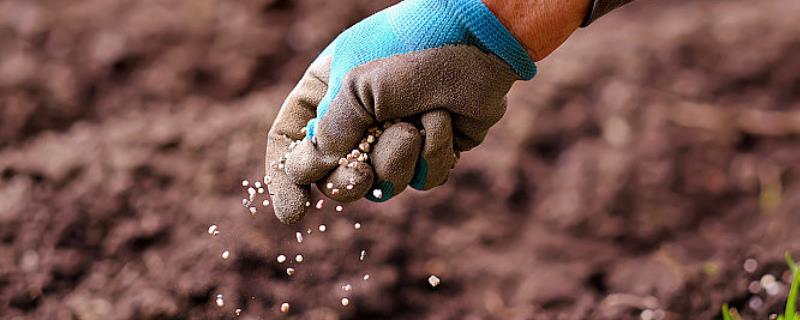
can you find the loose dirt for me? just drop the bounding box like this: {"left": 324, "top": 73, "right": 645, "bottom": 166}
{"left": 1, "top": 0, "right": 799, "bottom": 319}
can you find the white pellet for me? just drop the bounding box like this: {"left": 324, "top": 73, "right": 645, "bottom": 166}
{"left": 326, "top": 182, "right": 334, "bottom": 189}
{"left": 262, "top": 199, "right": 270, "bottom": 206}
{"left": 257, "top": 188, "right": 265, "bottom": 194}
{"left": 277, "top": 254, "right": 287, "bottom": 263}
{"left": 766, "top": 282, "right": 783, "bottom": 296}
{"left": 363, "top": 274, "right": 370, "bottom": 280}
{"left": 286, "top": 267, "right": 295, "bottom": 276}
{"left": 341, "top": 298, "right": 350, "bottom": 306}
{"left": 748, "top": 281, "right": 762, "bottom": 294}
{"left": 372, "top": 189, "right": 383, "bottom": 199}
{"left": 749, "top": 296, "right": 764, "bottom": 310}
{"left": 744, "top": 258, "right": 758, "bottom": 273}
{"left": 346, "top": 184, "right": 354, "bottom": 190}
{"left": 247, "top": 187, "right": 256, "bottom": 195}
{"left": 280, "top": 302, "right": 290, "bottom": 313}
{"left": 254, "top": 181, "right": 262, "bottom": 188}
{"left": 354, "top": 222, "right": 361, "bottom": 230}
{"left": 332, "top": 188, "right": 339, "bottom": 194}
{"left": 235, "top": 308, "right": 242, "bottom": 316}
{"left": 359, "top": 250, "right": 366, "bottom": 261}
{"left": 222, "top": 250, "right": 230, "bottom": 260}
{"left": 216, "top": 294, "right": 224, "bottom": 307}
{"left": 208, "top": 225, "right": 218, "bottom": 235}
{"left": 305, "top": 201, "right": 311, "bottom": 207}
{"left": 319, "top": 224, "right": 327, "bottom": 232}
{"left": 342, "top": 284, "right": 352, "bottom": 291}
{"left": 295, "top": 254, "right": 304, "bottom": 263}
{"left": 249, "top": 207, "right": 257, "bottom": 214}
{"left": 315, "top": 199, "right": 324, "bottom": 209}
{"left": 306, "top": 228, "right": 312, "bottom": 234}
{"left": 428, "top": 275, "right": 441, "bottom": 287}
{"left": 296, "top": 232, "right": 304, "bottom": 243}
{"left": 264, "top": 175, "right": 271, "bottom": 184}
{"left": 336, "top": 205, "right": 343, "bottom": 212}
{"left": 242, "top": 180, "right": 249, "bottom": 187}
{"left": 761, "top": 274, "right": 776, "bottom": 288}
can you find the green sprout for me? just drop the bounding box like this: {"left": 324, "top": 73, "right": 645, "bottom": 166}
{"left": 723, "top": 251, "right": 799, "bottom": 320}
{"left": 781, "top": 252, "right": 799, "bottom": 320}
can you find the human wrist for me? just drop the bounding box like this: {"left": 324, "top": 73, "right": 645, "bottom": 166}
{"left": 481, "top": 0, "right": 589, "bottom": 61}
{"left": 452, "top": 0, "right": 537, "bottom": 80}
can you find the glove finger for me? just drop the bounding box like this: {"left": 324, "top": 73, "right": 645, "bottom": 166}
{"left": 410, "top": 110, "right": 457, "bottom": 190}
{"left": 284, "top": 80, "right": 374, "bottom": 185}
{"left": 365, "top": 122, "right": 422, "bottom": 202}
{"left": 265, "top": 59, "right": 329, "bottom": 224}
{"left": 316, "top": 161, "right": 374, "bottom": 203}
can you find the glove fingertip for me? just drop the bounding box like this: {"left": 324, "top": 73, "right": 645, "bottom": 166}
{"left": 270, "top": 183, "right": 310, "bottom": 225}
{"left": 318, "top": 161, "right": 374, "bottom": 203}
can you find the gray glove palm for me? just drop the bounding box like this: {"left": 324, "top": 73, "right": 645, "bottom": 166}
{"left": 266, "top": 46, "right": 518, "bottom": 224}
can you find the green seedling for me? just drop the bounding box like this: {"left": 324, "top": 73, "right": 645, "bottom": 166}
{"left": 781, "top": 252, "right": 799, "bottom": 320}
{"left": 722, "top": 303, "right": 743, "bottom": 320}
{"left": 722, "top": 251, "right": 799, "bottom": 320}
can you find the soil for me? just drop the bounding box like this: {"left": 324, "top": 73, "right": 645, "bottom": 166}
{"left": 1, "top": 0, "right": 799, "bottom": 319}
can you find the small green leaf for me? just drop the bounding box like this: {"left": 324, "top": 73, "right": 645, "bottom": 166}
{"left": 785, "top": 270, "right": 798, "bottom": 320}
{"left": 785, "top": 252, "right": 799, "bottom": 320}
{"left": 722, "top": 303, "right": 733, "bottom": 320}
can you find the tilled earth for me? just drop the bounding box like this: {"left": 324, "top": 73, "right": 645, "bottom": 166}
{"left": 1, "top": 0, "right": 799, "bottom": 319}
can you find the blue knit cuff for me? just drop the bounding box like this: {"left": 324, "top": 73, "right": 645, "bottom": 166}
{"left": 452, "top": 0, "right": 537, "bottom": 80}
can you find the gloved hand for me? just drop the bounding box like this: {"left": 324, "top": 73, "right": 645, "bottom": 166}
{"left": 266, "top": 0, "right": 536, "bottom": 224}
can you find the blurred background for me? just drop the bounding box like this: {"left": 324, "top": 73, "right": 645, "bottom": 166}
{"left": 1, "top": 0, "right": 799, "bottom": 319}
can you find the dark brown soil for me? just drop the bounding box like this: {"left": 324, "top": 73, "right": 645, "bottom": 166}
{"left": 1, "top": 0, "right": 799, "bottom": 319}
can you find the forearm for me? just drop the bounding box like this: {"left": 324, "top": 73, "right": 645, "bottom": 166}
{"left": 481, "top": 0, "right": 634, "bottom": 61}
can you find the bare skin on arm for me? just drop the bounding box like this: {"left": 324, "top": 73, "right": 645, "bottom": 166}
{"left": 482, "top": 0, "right": 590, "bottom": 61}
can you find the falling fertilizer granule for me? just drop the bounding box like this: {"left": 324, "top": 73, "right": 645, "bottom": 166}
{"left": 231, "top": 130, "right": 393, "bottom": 313}
{"left": 215, "top": 294, "right": 224, "bottom": 307}
{"left": 207, "top": 224, "right": 219, "bottom": 236}
{"left": 235, "top": 308, "right": 241, "bottom": 316}
{"left": 221, "top": 250, "right": 230, "bottom": 260}
{"left": 428, "top": 275, "right": 441, "bottom": 287}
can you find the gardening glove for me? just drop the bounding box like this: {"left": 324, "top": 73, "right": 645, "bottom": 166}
{"left": 266, "top": 0, "right": 536, "bottom": 224}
